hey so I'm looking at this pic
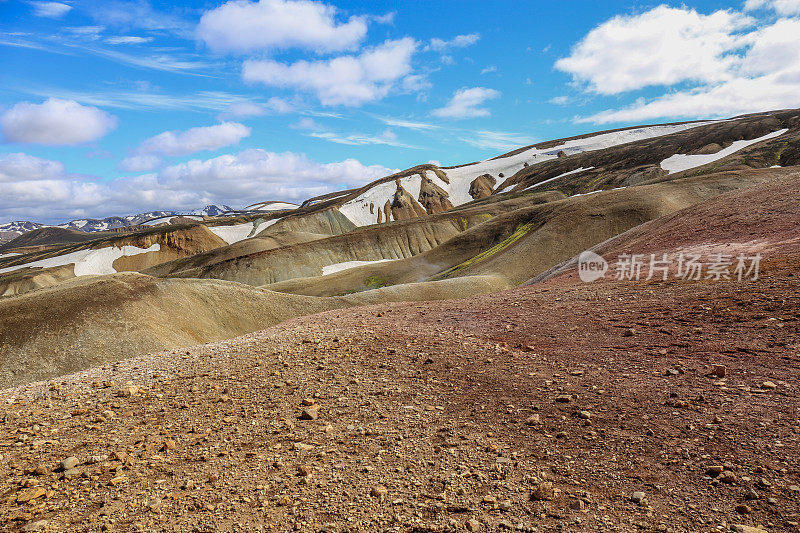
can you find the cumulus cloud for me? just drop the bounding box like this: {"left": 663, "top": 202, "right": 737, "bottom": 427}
{"left": 119, "top": 122, "right": 252, "bottom": 171}
{"left": 0, "top": 150, "right": 392, "bottom": 223}
{"left": 745, "top": 0, "right": 800, "bottom": 15}
{"left": 559, "top": 5, "right": 800, "bottom": 123}
{"left": 197, "top": 0, "right": 367, "bottom": 53}
{"left": 428, "top": 33, "right": 480, "bottom": 52}
{"left": 431, "top": 87, "right": 500, "bottom": 119}
{"left": 29, "top": 1, "right": 72, "bottom": 18}
{"left": 243, "top": 38, "right": 417, "bottom": 106}
{"left": 555, "top": 6, "right": 752, "bottom": 95}
{"left": 0, "top": 98, "right": 117, "bottom": 145}
{"left": 137, "top": 122, "right": 251, "bottom": 157}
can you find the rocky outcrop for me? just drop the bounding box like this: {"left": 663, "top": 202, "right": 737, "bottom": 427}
{"left": 417, "top": 175, "right": 454, "bottom": 215}
{"left": 469, "top": 174, "right": 497, "bottom": 199}
{"left": 390, "top": 180, "right": 428, "bottom": 222}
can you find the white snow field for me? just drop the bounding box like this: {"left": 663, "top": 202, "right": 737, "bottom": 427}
{"left": 0, "top": 244, "right": 160, "bottom": 276}
{"left": 521, "top": 167, "right": 595, "bottom": 191}
{"left": 208, "top": 218, "right": 281, "bottom": 245}
{"left": 339, "top": 122, "right": 713, "bottom": 227}
{"left": 660, "top": 129, "right": 788, "bottom": 174}
{"left": 0, "top": 252, "right": 22, "bottom": 259}
{"left": 321, "top": 259, "right": 393, "bottom": 276}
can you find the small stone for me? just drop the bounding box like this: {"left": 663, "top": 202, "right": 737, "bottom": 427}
{"left": 706, "top": 465, "right": 724, "bottom": 477}
{"left": 555, "top": 431, "right": 567, "bottom": 439}
{"left": 466, "top": 519, "right": 482, "bottom": 532}
{"left": 482, "top": 495, "right": 497, "bottom": 505}
{"left": 499, "top": 499, "right": 512, "bottom": 511}
{"left": 555, "top": 394, "right": 572, "bottom": 403}
{"left": 630, "top": 491, "right": 646, "bottom": 504}
{"left": 117, "top": 384, "right": 139, "bottom": 397}
{"left": 60, "top": 456, "right": 79, "bottom": 471}
{"left": 21, "top": 520, "right": 49, "bottom": 532}
{"left": 16, "top": 487, "right": 46, "bottom": 503}
{"left": 498, "top": 519, "right": 514, "bottom": 529}
{"left": 622, "top": 328, "right": 635, "bottom": 337}
{"left": 62, "top": 468, "right": 80, "bottom": 478}
{"left": 735, "top": 504, "right": 752, "bottom": 514}
{"left": 299, "top": 405, "right": 319, "bottom": 420}
{"left": 732, "top": 526, "right": 768, "bottom": 533}
{"left": 711, "top": 364, "right": 727, "bottom": 378}
{"left": 745, "top": 488, "right": 759, "bottom": 500}
{"left": 31, "top": 465, "right": 49, "bottom": 476}
{"left": 524, "top": 414, "right": 541, "bottom": 425}
{"left": 371, "top": 484, "right": 388, "bottom": 499}
{"left": 301, "top": 398, "right": 316, "bottom": 406}
{"left": 570, "top": 499, "right": 585, "bottom": 511}
{"left": 761, "top": 381, "right": 777, "bottom": 390}
{"left": 297, "top": 465, "right": 313, "bottom": 477}
{"left": 531, "top": 482, "right": 554, "bottom": 501}
{"left": 719, "top": 471, "right": 737, "bottom": 484}
{"left": 578, "top": 410, "right": 591, "bottom": 420}
{"left": 788, "top": 484, "right": 800, "bottom": 493}
{"left": 162, "top": 439, "right": 177, "bottom": 451}
{"left": 109, "top": 475, "right": 128, "bottom": 486}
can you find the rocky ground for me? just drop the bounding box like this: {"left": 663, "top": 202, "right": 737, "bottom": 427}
{"left": 1, "top": 253, "right": 798, "bottom": 532}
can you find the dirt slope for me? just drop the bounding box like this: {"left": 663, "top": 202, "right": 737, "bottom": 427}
{"left": 0, "top": 251, "right": 796, "bottom": 532}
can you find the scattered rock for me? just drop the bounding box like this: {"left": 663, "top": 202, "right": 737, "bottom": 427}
{"left": 711, "top": 364, "right": 727, "bottom": 377}
{"left": 707, "top": 465, "right": 724, "bottom": 477}
{"left": 21, "top": 520, "right": 49, "bottom": 532}
{"left": 531, "top": 482, "right": 554, "bottom": 501}
{"left": 60, "top": 456, "right": 79, "bottom": 471}
{"left": 578, "top": 410, "right": 592, "bottom": 420}
{"left": 299, "top": 405, "right": 320, "bottom": 420}
{"left": 16, "top": 487, "right": 46, "bottom": 503}
{"left": 731, "top": 526, "right": 767, "bottom": 533}
{"left": 117, "top": 383, "right": 140, "bottom": 397}
{"left": 466, "top": 519, "right": 482, "bottom": 532}
{"left": 630, "top": 491, "right": 646, "bottom": 504}
{"left": 735, "top": 503, "right": 752, "bottom": 514}
{"left": 719, "top": 471, "right": 738, "bottom": 484}
{"left": 524, "top": 414, "right": 541, "bottom": 425}
{"left": 761, "top": 381, "right": 777, "bottom": 390}
{"left": 555, "top": 394, "right": 572, "bottom": 403}
{"left": 371, "top": 485, "right": 388, "bottom": 499}
{"left": 297, "top": 465, "right": 313, "bottom": 477}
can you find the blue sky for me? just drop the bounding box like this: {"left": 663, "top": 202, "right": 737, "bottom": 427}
{"left": 1, "top": 0, "right": 799, "bottom": 223}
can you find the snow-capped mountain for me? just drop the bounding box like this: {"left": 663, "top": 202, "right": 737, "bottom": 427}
{"left": 189, "top": 205, "right": 233, "bottom": 217}
{"left": 0, "top": 221, "right": 47, "bottom": 244}
{"left": 0, "top": 205, "right": 234, "bottom": 242}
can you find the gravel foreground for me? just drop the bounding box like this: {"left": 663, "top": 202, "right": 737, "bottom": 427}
{"left": 1, "top": 257, "right": 798, "bottom": 532}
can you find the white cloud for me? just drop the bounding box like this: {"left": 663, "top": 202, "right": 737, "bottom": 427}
{"left": 105, "top": 36, "right": 153, "bottom": 44}
{"left": 291, "top": 117, "right": 322, "bottom": 130}
{"left": 432, "top": 87, "right": 500, "bottom": 119}
{"left": 308, "top": 128, "right": 419, "bottom": 149}
{"left": 217, "top": 98, "right": 293, "bottom": 120}
{"left": 428, "top": 33, "right": 480, "bottom": 52}
{"left": 555, "top": 6, "right": 753, "bottom": 95}
{"left": 0, "top": 98, "right": 117, "bottom": 145}
{"left": 745, "top": 0, "right": 800, "bottom": 15}
{"left": 197, "top": 0, "right": 367, "bottom": 53}
{"left": 118, "top": 154, "right": 162, "bottom": 172}
{"left": 0, "top": 150, "right": 392, "bottom": 223}
{"left": 130, "top": 122, "right": 251, "bottom": 159}
{"left": 0, "top": 152, "right": 65, "bottom": 182}
{"left": 30, "top": 1, "right": 72, "bottom": 18}
{"left": 480, "top": 65, "right": 497, "bottom": 75}
{"left": 459, "top": 130, "right": 538, "bottom": 151}
{"left": 377, "top": 116, "right": 441, "bottom": 131}
{"left": 243, "top": 38, "right": 417, "bottom": 106}
{"left": 564, "top": 7, "right": 800, "bottom": 123}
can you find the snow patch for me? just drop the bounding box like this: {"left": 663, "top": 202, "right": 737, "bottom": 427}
{"left": 208, "top": 218, "right": 282, "bottom": 244}
{"left": 660, "top": 129, "right": 789, "bottom": 174}
{"left": 0, "top": 244, "right": 160, "bottom": 276}
{"left": 521, "top": 167, "right": 595, "bottom": 191}
{"left": 322, "top": 259, "right": 393, "bottom": 276}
